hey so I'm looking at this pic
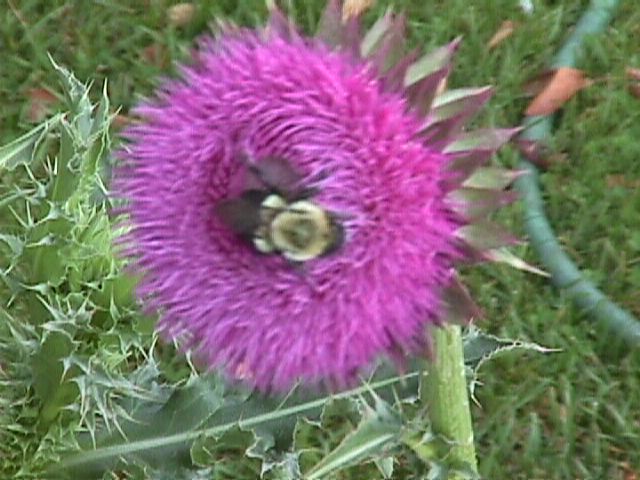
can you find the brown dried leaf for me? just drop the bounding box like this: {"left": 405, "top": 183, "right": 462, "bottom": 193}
{"left": 141, "top": 43, "right": 168, "bottom": 68}
{"left": 112, "top": 114, "right": 133, "bottom": 130}
{"left": 26, "top": 87, "right": 58, "bottom": 123}
{"left": 625, "top": 67, "right": 640, "bottom": 82}
{"left": 515, "top": 138, "right": 554, "bottom": 169}
{"left": 342, "top": 0, "right": 374, "bottom": 21}
{"left": 606, "top": 175, "right": 640, "bottom": 189}
{"left": 487, "top": 20, "right": 516, "bottom": 50}
{"left": 167, "top": 3, "right": 195, "bottom": 28}
{"left": 525, "top": 67, "right": 592, "bottom": 116}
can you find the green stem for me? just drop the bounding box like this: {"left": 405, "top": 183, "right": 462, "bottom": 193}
{"left": 422, "top": 325, "right": 478, "bottom": 475}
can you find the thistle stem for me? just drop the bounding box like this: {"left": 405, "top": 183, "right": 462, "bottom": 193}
{"left": 422, "top": 325, "right": 478, "bottom": 475}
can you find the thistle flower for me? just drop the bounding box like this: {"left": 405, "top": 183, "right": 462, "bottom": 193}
{"left": 115, "top": 1, "right": 521, "bottom": 392}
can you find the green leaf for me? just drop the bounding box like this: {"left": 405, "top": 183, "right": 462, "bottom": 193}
{"left": 374, "top": 456, "right": 394, "bottom": 478}
{"left": 191, "top": 426, "right": 257, "bottom": 469}
{"left": 56, "top": 366, "right": 421, "bottom": 478}
{"left": 463, "top": 327, "right": 559, "bottom": 400}
{"left": 0, "top": 114, "right": 63, "bottom": 170}
{"left": 0, "top": 233, "right": 25, "bottom": 259}
{"left": 402, "top": 430, "right": 450, "bottom": 466}
{"left": 31, "top": 331, "right": 79, "bottom": 425}
{"left": 49, "top": 54, "right": 94, "bottom": 135}
{"left": 304, "top": 395, "right": 402, "bottom": 480}
{"left": 50, "top": 120, "right": 81, "bottom": 204}
{"left": 462, "top": 327, "right": 558, "bottom": 372}
{"left": 55, "top": 330, "right": 549, "bottom": 478}
{"left": 247, "top": 433, "right": 301, "bottom": 480}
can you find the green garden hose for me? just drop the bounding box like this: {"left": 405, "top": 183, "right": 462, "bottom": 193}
{"left": 515, "top": 0, "right": 640, "bottom": 343}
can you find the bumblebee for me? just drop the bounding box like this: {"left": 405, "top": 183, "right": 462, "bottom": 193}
{"left": 215, "top": 156, "right": 345, "bottom": 262}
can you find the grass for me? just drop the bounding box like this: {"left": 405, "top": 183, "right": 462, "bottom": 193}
{"left": 1, "top": 0, "right": 639, "bottom": 478}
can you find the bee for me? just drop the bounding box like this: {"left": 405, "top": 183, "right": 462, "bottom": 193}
{"left": 214, "top": 155, "right": 345, "bottom": 262}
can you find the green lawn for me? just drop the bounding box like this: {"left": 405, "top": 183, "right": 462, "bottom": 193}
{"left": 1, "top": 1, "right": 639, "bottom": 478}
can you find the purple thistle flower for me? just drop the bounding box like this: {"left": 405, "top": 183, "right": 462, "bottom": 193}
{"left": 115, "top": 1, "right": 521, "bottom": 392}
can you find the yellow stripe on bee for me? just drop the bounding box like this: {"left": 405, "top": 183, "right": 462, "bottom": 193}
{"left": 270, "top": 201, "right": 332, "bottom": 261}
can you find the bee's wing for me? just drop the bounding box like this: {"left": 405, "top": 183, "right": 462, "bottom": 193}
{"left": 248, "top": 156, "right": 305, "bottom": 197}
{"left": 214, "top": 192, "right": 265, "bottom": 235}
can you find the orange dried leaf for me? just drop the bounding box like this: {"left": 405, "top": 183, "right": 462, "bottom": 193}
{"left": 487, "top": 20, "right": 516, "bottom": 50}
{"left": 167, "top": 3, "right": 196, "bottom": 27}
{"left": 342, "top": 0, "right": 374, "bottom": 21}
{"left": 522, "top": 69, "right": 557, "bottom": 97}
{"left": 525, "top": 67, "right": 591, "bottom": 116}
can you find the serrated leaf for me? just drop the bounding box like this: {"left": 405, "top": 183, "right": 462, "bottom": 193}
{"left": 0, "top": 113, "right": 63, "bottom": 170}
{"left": 57, "top": 366, "right": 422, "bottom": 478}
{"left": 402, "top": 430, "right": 450, "bottom": 465}
{"left": 191, "top": 425, "right": 256, "bottom": 467}
{"left": 50, "top": 54, "right": 94, "bottom": 136}
{"left": 31, "top": 331, "right": 80, "bottom": 425}
{"left": 50, "top": 120, "right": 81, "bottom": 203}
{"left": 374, "top": 456, "right": 394, "bottom": 478}
{"left": 0, "top": 233, "right": 25, "bottom": 258}
{"left": 254, "top": 450, "right": 301, "bottom": 480}
{"left": 462, "top": 327, "right": 559, "bottom": 372}
{"left": 305, "top": 396, "right": 402, "bottom": 480}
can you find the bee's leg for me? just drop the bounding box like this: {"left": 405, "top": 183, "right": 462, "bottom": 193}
{"left": 285, "top": 258, "right": 307, "bottom": 276}
{"left": 293, "top": 168, "right": 330, "bottom": 200}
{"left": 292, "top": 186, "right": 320, "bottom": 200}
